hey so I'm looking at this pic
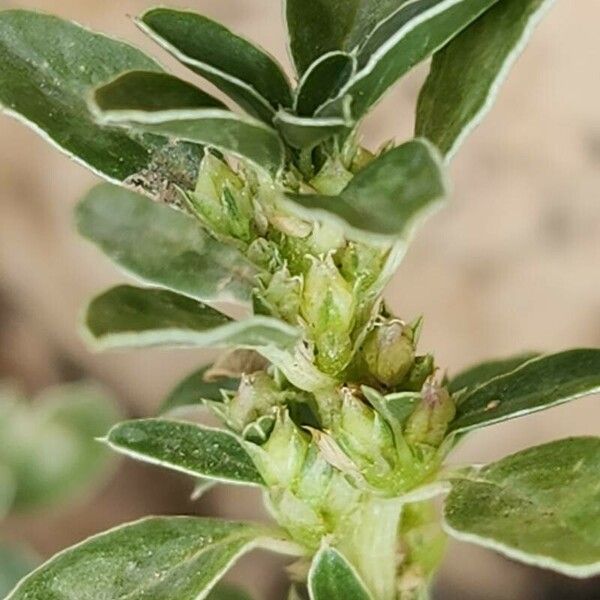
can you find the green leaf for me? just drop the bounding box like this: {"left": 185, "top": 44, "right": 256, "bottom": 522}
{"left": 138, "top": 8, "right": 291, "bottom": 123}
{"left": 416, "top": 0, "right": 555, "bottom": 158}
{"left": 295, "top": 52, "right": 355, "bottom": 117}
{"left": 0, "top": 382, "right": 119, "bottom": 512}
{"left": 94, "top": 71, "right": 226, "bottom": 114}
{"left": 101, "top": 108, "right": 285, "bottom": 174}
{"left": 0, "top": 544, "right": 36, "bottom": 599}
{"left": 274, "top": 112, "right": 348, "bottom": 149}
{"left": 0, "top": 465, "right": 15, "bottom": 518}
{"left": 308, "top": 547, "right": 372, "bottom": 600}
{"left": 285, "top": 0, "right": 407, "bottom": 75}
{"left": 450, "top": 349, "right": 600, "bottom": 433}
{"left": 160, "top": 366, "right": 239, "bottom": 415}
{"left": 318, "top": 0, "right": 499, "bottom": 121}
{"left": 103, "top": 418, "right": 264, "bottom": 486}
{"left": 207, "top": 584, "right": 254, "bottom": 600}
{"left": 448, "top": 352, "right": 539, "bottom": 394}
{"left": 76, "top": 184, "right": 258, "bottom": 304}
{"left": 283, "top": 139, "right": 446, "bottom": 239}
{"left": 0, "top": 10, "right": 165, "bottom": 183}
{"left": 444, "top": 437, "right": 600, "bottom": 577}
{"left": 84, "top": 285, "right": 298, "bottom": 352}
{"left": 5, "top": 516, "right": 269, "bottom": 599}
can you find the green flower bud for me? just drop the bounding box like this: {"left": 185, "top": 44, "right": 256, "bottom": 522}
{"left": 187, "top": 153, "right": 254, "bottom": 241}
{"left": 246, "top": 238, "right": 281, "bottom": 271}
{"left": 260, "top": 267, "right": 302, "bottom": 323}
{"left": 339, "top": 241, "right": 387, "bottom": 292}
{"left": 301, "top": 256, "right": 355, "bottom": 375}
{"left": 362, "top": 320, "right": 415, "bottom": 387}
{"left": 309, "top": 156, "right": 353, "bottom": 195}
{"left": 404, "top": 379, "right": 456, "bottom": 448}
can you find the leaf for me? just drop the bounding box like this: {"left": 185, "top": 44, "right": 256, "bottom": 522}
{"left": 295, "top": 52, "right": 355, "bottom": 117}
{"left": 308, "top": 547, "right": 372, "bottom": 600}
{"left": 160, "top": 366, "right": 239, "bottom": 415}
{"left": 138, "top": 8, "right": 291, "bottom": 123}
{"left": 444, "top": 437, "right": 600, "bottom": 577}
{"left": 416, "top": 0, "right": 555, "bottom": 158}
{"left": 103, "top": 418, "right": 263, "bottom": 486}
{"left": 0, "top": 544, "right": 36, "bottom": 599}
{"left": 448, "top": 352, "right": 539, "bottom": 394}
{"left": 450, "top": 349, "right": 600, "bottom": 433}
{"left": 0, "top": 382, "right": 119, "bottom": 512}
{"left": 274, "top": 112, "right": 348, "bottom": 149}
{"left": 83, "top": 285, "right": 299, "bottom": 351}
{"left": 283, "top": 139, "right": 446, "bottom": 239}
{"left": 101, "top": 108, "right": 285, "bottom": 174}
{"left": 0, "top": 10, "right": 165, "bottom": 183}
{"left": 318, "top": 0, "right": 500, "bottom": 121}
{"left": 76, "top": 184, "right": 258, "bottom": 304}
{"left": 285, "top": 0, "right": 407, "bottom": 75}
{"left": 94, "top": 71, "right": 226, "bottom": 114}
{"left": 5, "top": 516, "right": 269, "bottom": 599}
{"left": 0, "top": 465, "right": 15, "bottom": 517}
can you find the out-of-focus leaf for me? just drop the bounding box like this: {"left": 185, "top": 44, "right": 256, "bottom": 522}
{"left": 284, "top": 139, "right": 446, "bottom": 239}
{"left": 445, "top": 437, "right": 600, "bottom": 577}
{"left": 308, "top": 546, "right": 372, "bottom": 600}
{"left": 416, "top": 0, "right": 555, "bottom": 158}
{"left": 0, "top": 10, "right": 165, "bottom": 182}
{"left": 448, "top": 352, "right": 539, "bottom": 394}
{"left": 103, "top": 419, "right": 264, "bottom": 486}
{"left": 0, "top": 544, "right": 37, "bottom": 599}
{"left": 207, "top": 584, "right": 254, "bottom": 600}
{"left": 83, "top": 285, "right": 299, "bottom": 351}
{"left": 139, "top": 8, "right": 291, "bottom": 122}
{"left": 76, "top": 184, "right": 258, "bottom": 304}
{"left": 0, "top": 382, "right": 118, "bottom": 511}
{"left": 450, "top": 349, "right": 600, "bottom": 433}
{"left": 5, "top": 517, "right": 272, "bottom": 600}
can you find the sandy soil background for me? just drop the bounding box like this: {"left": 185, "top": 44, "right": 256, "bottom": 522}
{"left": 0, "top": 1, "right": 598, "bottom": 598}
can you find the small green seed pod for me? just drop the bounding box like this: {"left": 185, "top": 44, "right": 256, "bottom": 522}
{"left": 362, "top": 320, "right": 415, "bottom": 387}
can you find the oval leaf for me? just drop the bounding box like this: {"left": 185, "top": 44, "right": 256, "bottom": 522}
{"left": 308, "top": 547, "right": 372, "bottom": 600}
{"left": 6, "top": 517, "right": 266, "bottom": 599}
{"left": 138, "top": 8, "right": 291, "bottom": 122}
{"left": 448, "top": 352, "right": 539, "bottom": 394}
{"left": 93, "top": 71, "right": 226, "bottom": 114}
{"left": 76, "top": 184, "right": 258, "bottom": 304}
{"left": 450, "top": 349, "right": 600, "bottom": 433}
{"left": 318, "top": 0, "right": 499, "bottom": 121}
{"left": 0, "top": 10, "right": 165, "bottom": 183}
{"left": 103, "top": 418, "right": 263, "bottom": 486}
{"left": 416, "top": 0, "right": 555, "bottom": 158}
{"left": 283, "top": 139, "right": 446, "bottom": 239}
{"left": 445, "top": 437, "right": 600, "bottom": 577}
{"left": 83, "top": 285, "right": 299, "bottom": 351}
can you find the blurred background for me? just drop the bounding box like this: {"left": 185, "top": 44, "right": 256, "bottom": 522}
{"left": 0, "top": 1, "right": 598, "bottom": 598}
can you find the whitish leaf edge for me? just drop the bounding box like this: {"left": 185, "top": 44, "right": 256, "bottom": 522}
{"left": 308, "top": 545, "right": 374, "bottom": 600}
{"left": 433, "top": 0, "right": 557, "bottom": 160}
{"left": 101, "top": 418, "right": 264, "bottom": 487}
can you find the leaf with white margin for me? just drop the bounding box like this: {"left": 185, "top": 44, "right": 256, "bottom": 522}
{"left": 308, "top": 546, "right": 372, "bottom": 600}
{"left": 295, "top": 52, "right": 355, "bottom": 117}
{"left": 138, "top": 8, "right": 291, "bottom": 123}
{"left": 76, "top": 184, "right": 258, "bottom": 304}
{"left": 449, "top": 349, "right": 600, "bottom": 433}
{"left": 274, "top": 112, "right": 348, "bottom": 149}
{"left": 283, "top": 139, "right": 446, "bottom": 240}
{"left": 5, "top": 516, "right": 294, "bottom": 600}
{"left": 83, "top": 285, "right": 299, "bottom": 351}
{"left": 445, "top": 437, "right": 600, "bottom": 577}
{"left": 0, "top": 10, "right": 164, "bottom": 183}
{"left": 285, "top": 0, "right": 408, "bottom": 75}
{"left": 101, "top": 107, "right": 285, "bottom": 174}
{"left": 103, "top": 418, "right": 264, "bottom": 486}
{"left": 416, "top": 0, "right": 555, "bottom": 158}
{"left": 318, "top": 0, "right": 499, "bottom": 121}
{"left": 448, "top": 352, "right": 539, "bottom": 394}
